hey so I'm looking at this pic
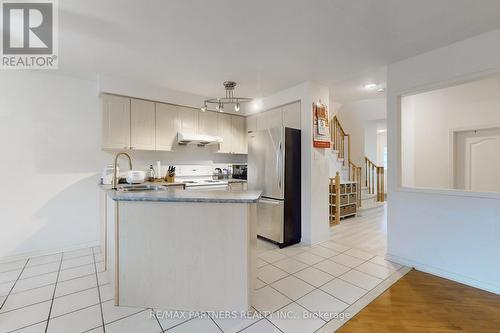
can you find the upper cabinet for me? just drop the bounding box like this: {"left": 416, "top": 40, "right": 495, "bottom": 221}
{"left": 130, "top": 99, "right": 156, "bottom": 150}
{"left": 101, "top": 94, "right": 248, "bottom": 154}
{"left": 257, "top": 107, "right": 283, "bottom": 131}
{"left": 217, "top": 113, "right": 247, "bottom": 154}
{"left": 102, "top": 95, "right": 131, "bottom": 150}
{"left": 198, "top": 111, "right": 218, "bottom": 136}
{"left": 155, "top": 103, "right": 179, "bottom": 151}
{"left": 178, "top": 106, "right": 198, "bottom": 135}
{"left": 282, "top": 102, "right": 301, "bottom": 129}
{"left": 231, "top": 116, "right": 247, "bottom": 154}
{"left": 252, "top": 101, "right": 301, "bottom": 132}
{"left": 217, "top": 113, "right": 233, "bottom": 154}
{"left": 246, "top": 114, "right": 257, "bottom": 133}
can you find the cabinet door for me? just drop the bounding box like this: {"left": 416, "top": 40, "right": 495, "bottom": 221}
{"left": 217, "top": 113, "right": 233, "bottom": 153}
{"left": 198, "top": 111, "right": 219, "bottom": 136}
{"left": 130, "top": 99, "right": 156, "bottom": 150}
{"left": 231, "top": 115, "right": 247, "bottom": 154}
{"left": 257, "top": 108, "right": 282, "bottom": 131}
{"left": 178, "top": 106, "right": 198, "bottom": 135}
{"left": 156, "top": 103, "right": 179, "bottom": 151}
{"left": 282, "top": 102, "right": 301, "bottom": 129}
{"left": 102, "top": 95, "right": 131, "bottom": 150}
{"left": 246, "top": 114, "right": 257, "bottom": 133}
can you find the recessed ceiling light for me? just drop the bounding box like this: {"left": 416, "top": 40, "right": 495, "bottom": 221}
{"left": 364, "top": 83, "right": 377, "bottom": 90}
{"left": 377, "top": 88, "right": 385, "bottom": 92}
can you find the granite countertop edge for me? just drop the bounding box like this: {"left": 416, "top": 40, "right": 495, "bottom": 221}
{"left": 108, "top": 190, "right": 262, "bottom": 203}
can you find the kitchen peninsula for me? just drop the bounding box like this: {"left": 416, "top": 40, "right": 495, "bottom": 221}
{"left": 101, "top": 188, "right": 261, "bottom": 312}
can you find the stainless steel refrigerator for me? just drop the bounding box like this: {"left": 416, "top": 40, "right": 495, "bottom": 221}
{"left": 248, "top": 127, "right": 301, "bottom": 248}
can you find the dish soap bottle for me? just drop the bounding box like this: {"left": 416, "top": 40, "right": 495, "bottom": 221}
{"left": 146, "top": 165, "right": 156, "bottom": 181}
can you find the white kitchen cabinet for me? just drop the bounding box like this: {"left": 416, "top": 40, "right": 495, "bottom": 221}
{"left": 101, "top": 93, "right": 249, "bottom": 154}
{"left": 217, "top": 113, "right": 233, "bottom": 153}
{"left": 246, "top": 114, "right": 257, "bottom": 133}
{"left": 231, "top": 115, "right": 247, "bottom": 154}
{"left": 155, "top": 103, "right": 179, "bottom": 151}
{"left": 256, "top": 107, "right": 282, "bottom": 131}
{"left": 198, "top": 111, "right": 219, "bottom": 136}
{"left": 130, "top": 99, "right": 156, "bottom": 150}
{"left": 178, "top": 106, "right": 198, "bottom": 135}
{"left": 217, "top": 114, "right": 247, "bottom": 154}
{"left": 282, "top": 102, "right": 301, "bottom": 129}
{"left": 102, "top": 95, "right": 131, "bottom": 150}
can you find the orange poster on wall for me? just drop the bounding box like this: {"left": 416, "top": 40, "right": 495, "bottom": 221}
{"left": 313, "top": 102, "right": 331, "bottom": 148}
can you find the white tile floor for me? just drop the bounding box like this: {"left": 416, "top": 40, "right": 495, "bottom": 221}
{"left": 0, "top": 207, "right": 408, "bottom": 332}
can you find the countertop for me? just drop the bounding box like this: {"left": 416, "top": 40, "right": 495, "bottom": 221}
{"left": 100, "top": 179, "right": 246, "bottom": 190}
{"left": 99, "top": 181, "right": 186, "bottom": 191}
{"left": 109, "top": 188, "right": 261, "bottom": 203}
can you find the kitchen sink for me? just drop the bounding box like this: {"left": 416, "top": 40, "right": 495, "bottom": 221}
{"left": 116, "top": 185, "right": 169, "bottom": 192}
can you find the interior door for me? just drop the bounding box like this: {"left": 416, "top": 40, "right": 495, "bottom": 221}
{"left": 454, "top": 128, "right": 500, "bottom": 192}
{"left": 248, "top": 127, "right": 284, "bottom": 199}
{"left": 257, "top": 198, "right": 284, "bottom": 243}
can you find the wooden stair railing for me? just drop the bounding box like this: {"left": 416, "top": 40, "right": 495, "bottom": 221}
{"left": 331, "top": 116, "right": 362, "bottom": 207}
{"left": 365, "top": 157, "right": 385, "bottom": 202}
{"left": 348, "top": 161, "right": 362, "bottom": 207}
{"left": 332, "top": 116, "right": 346, "bottom": 161}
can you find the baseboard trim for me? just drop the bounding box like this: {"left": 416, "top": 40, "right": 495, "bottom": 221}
{"left": 0, "top": 240, "right": 100, "bottom": 263}
{"left": 386, "top": 253, "right": 500, "bottom": 295}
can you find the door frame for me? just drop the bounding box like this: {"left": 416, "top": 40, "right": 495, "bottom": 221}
{"left": 449, "top": 123, "right": 500, "bottom": 189}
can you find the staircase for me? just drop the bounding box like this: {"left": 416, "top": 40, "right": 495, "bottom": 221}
{"left": 358, "top": 186, "right": 385, "bottom": 216}
{"left": 330, "top": 116, "right": 386, "bottom": 216}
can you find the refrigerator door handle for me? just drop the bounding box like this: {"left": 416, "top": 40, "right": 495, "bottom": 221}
{"left": 278, "top": 142, "right": 282, "bottom": 190}
{"left": 275, "top": 143, "right": 280, "bottom": 190}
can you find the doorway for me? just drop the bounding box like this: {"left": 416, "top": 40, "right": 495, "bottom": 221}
{"left": 453, "top": 127, "right": 500, "bottom": 192}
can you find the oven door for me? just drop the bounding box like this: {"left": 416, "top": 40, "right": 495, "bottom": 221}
{"left": 257, "top": 197, "right": 284, "bottom": 243}
{"left": 185, "top": 184, "right": 228, "bottom": 191}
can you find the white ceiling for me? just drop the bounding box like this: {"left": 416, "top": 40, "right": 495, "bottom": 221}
{"left": 58, "top": 0, "right": 500, "bottom": 104}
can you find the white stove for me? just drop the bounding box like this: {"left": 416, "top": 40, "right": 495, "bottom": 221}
{"left": 183, "top": 179, "right": 229, "bottom": 190}
{"left": 173, "top": 164, "right": 232, "bottom": 190}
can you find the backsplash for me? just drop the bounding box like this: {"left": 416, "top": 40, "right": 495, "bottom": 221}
{"left": 103, "top": 146, "right": 247, "bottom": 178}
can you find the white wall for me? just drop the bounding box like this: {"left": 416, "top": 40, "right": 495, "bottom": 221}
{"left": 401, "top": 75, "right": 500, "bottom": 189}
{"left": 336, "top": 98, "right": 386, "bottom": 168}
{"left": 256, "top": 82, "right": 334, "bottom": 245}
{"left": 0, "top": 72, "right": 107, "bottom": 259}
{"left": 99, "top": 75, "right": 208, "bottom": 110}
{"left": 387, "top": 28, "right": 500, "bottom": 294}
{"left": 364, "top": 119, "right": 387, "bottom": 165}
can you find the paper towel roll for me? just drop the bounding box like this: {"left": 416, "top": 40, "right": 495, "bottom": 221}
{"left": 156, "top": 161, "right": 162, "bottom": 179}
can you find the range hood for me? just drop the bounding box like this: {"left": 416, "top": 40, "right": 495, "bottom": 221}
{"left": 177, "top": 132, "right": 223, "bottom": 146}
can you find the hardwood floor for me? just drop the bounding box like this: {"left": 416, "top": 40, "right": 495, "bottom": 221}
{"left": 337, "top": 269, "right": 500, "bottom": 333}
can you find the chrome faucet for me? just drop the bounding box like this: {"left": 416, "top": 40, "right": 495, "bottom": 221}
{"left": 112, "top": 151, "right": 133, "bottom": 190}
